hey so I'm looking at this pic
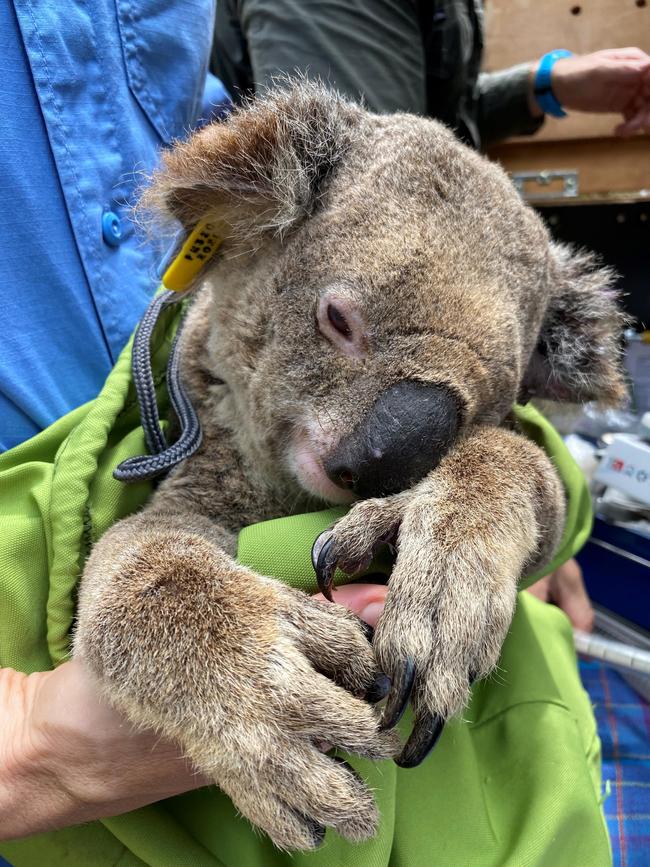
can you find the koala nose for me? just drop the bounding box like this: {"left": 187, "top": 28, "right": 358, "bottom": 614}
{"left": 324, "top": 380, "right": 462, "bottom": 499}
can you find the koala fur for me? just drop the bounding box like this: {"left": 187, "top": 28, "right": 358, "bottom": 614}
{"left": 74, "top": 83, "right": 625, "bottom": 851}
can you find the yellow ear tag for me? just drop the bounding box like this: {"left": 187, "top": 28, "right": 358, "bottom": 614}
{"left": 162, "top": 220, "right": 223, "bottom": 292}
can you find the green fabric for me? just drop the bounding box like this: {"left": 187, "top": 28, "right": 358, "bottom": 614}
{"left": 0, "top": 306, "right": 609, "bottom": 866}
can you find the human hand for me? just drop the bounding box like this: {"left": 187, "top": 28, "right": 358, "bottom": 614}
{"left": 0, "top": 583, "right": 388, "bottom": 842}
{"left": 549, "top": 48, "right": 650, "bottom": 135}
{"left": 527, "top": 557, "right": 594, "bottom": 632}
{"left": 0, "top": 659, "right": 206, "bottom": 840}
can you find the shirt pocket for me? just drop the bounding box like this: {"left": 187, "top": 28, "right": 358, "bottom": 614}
{"left": 115, "top": 0, "right": 215, "bottom": 143}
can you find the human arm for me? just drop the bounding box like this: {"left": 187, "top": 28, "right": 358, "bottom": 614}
{"left": 544, "top": 47, "right": 650, "bottom": 136}
{"left": 477, "top": 64, "right": 546, "bottom": 145}
{"left": 479, "top": 47, "right": 650, "bottom": 144}
{"left": 0, "top": 661, "right": 206, "bottom": 840}
{"left": 527, "top": 557, "right": 594, "bottom": 632}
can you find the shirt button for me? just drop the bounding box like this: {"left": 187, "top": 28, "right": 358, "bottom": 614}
{"left": 102, "top": 211, "right": 123, "bottom": 247}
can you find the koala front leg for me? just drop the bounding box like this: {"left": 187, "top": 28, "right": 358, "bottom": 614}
{"left": 75, "top": 504, "right": 398, "bottom": 850}
{"left": 314, "top": 426, "right": 566, "bottom": 767}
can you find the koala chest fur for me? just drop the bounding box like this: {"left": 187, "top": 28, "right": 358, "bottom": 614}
{"left": 74, "top": 83, "right": 625, "bottom": 852}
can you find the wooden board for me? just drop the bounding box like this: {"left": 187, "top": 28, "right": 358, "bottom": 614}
{"left": 484, "top": 0, "right": 650, "bottom": 69}
{"left": 488, "top": 136, "right": 650, "bottom": 203}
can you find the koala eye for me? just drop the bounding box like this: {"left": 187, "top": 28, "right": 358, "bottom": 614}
{"left": 317, "top": 293, "right": 367, "bottom": 359}
{"left": 327, "top": 303, "right": 352, "bottom": 338}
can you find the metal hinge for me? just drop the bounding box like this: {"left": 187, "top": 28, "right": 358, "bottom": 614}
{"left": 511, "top": 169, "right": 579, "bottom": 201}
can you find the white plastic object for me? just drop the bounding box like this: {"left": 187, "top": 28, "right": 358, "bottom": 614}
{"left": 575, "top": 630, "right": 650, "bottom": 675}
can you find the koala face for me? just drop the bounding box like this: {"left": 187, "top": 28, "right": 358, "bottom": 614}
{"left": 143, "top": 84, "right": 624, "bottom": 504}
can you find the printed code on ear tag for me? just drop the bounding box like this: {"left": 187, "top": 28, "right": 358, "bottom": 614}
{"left": 162, "top": 221, "right": 222, "bottom": 291}
{"left": 184, "top": 226, "right": 220, "bottom": 263}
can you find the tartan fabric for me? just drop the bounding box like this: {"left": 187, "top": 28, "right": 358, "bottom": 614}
{"left": 579, "top": 659, "right": 650, "bottom": 867}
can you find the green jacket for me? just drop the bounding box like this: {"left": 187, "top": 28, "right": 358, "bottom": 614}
{"left": 0, "top": 304, "right": 610, "bottom": 866}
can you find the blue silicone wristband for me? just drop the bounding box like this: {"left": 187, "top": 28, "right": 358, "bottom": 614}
{"left": 534, "top": 49, "right": 573, "bottom": 118}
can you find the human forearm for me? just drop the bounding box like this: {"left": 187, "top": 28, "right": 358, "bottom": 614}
{"left": 550, "top": 48, "right": 650, "bottom": 135}
{"left": 477, "top": 64, "right": 544, "bottom": 145}
{"left": 0, "top": 667, "right": 80, "bottom": 839}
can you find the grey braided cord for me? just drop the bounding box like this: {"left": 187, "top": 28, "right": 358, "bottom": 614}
{"left": 113, "top": 291, "right": 202, "bottom": 483}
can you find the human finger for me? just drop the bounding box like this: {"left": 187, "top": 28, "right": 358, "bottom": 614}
{"left": 312, "top": 582, "right": 388, "bottom": 627}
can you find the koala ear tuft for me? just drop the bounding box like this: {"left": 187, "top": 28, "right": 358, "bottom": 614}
{"left": 522, "top": 243, "right": 627, "bottom": 406}
{"left": 138, "top": 80, "right": 362, "bottom": 241}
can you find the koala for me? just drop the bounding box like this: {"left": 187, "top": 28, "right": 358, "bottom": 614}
{"left": 74, "top": 83, "right": 624, "bottom": 851}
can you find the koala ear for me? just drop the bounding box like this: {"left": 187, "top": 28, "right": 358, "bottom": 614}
{"left": 522, "top": 243, "right": 627, "bottom": 406}
{"left": 139, "top": 81, "right": 361, "bottom": 241}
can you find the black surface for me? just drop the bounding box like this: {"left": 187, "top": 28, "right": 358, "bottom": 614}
{"left": 539, "top": 201, "right": 650, "bottom": 329}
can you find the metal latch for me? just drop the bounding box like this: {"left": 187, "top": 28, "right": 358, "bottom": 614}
{"left": 511, "top": 169, "right": 579, "bottom": 201}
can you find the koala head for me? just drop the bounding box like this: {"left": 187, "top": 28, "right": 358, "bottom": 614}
{"left": 142, "top": 83, "right": 625, "bottom": 504}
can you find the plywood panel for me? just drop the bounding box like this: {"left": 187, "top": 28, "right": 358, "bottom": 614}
{"left": 484, "top": 0, "right": 650, "bottom": 142}
{"left": 488, "top": 136, "right": 650, "bottom": 202}
{"left": 534, "top": 114, "right": 625, "bottom": 143}
{"left": 484, "top": 0, "right": 649, "bottom": 70}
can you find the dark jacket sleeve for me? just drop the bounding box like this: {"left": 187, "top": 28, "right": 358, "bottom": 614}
{"left": 477, "top": 63, "right": 544, "bottom": 145}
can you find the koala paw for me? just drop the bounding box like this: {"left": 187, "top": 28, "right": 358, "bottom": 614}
{"left": 78, "top": 529, "right": 401, "bottom": 851}
{"left": 199, "top": 584, "right": 401, "bottom": 849}
{"left": 313, "top": 489, "right": 520, "bottom": 768}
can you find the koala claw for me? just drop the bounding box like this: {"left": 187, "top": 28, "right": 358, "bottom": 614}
{"left": 379, "top": 658, "right": 445, "bottom": 768}
{"left": 312, "top": 518, "right": 396, "bottom": 602}
{"left": 305, "top": 820, "right": 327, "bottom": 848}
{"left": 395, "top": 711, "right": 445, "bottom": 768}
{"left": 312, "top": 532, "right": 337, "bottom": 601}
{"left": 378, "top": 655, "right": 416, "bottom": 730}
{"left": 365, "top": 670, "right": 391, "bottom": 703}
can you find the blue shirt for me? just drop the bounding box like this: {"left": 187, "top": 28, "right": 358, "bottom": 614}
{"left": 1, "top": 0, "right": 228, "bottom": 450}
